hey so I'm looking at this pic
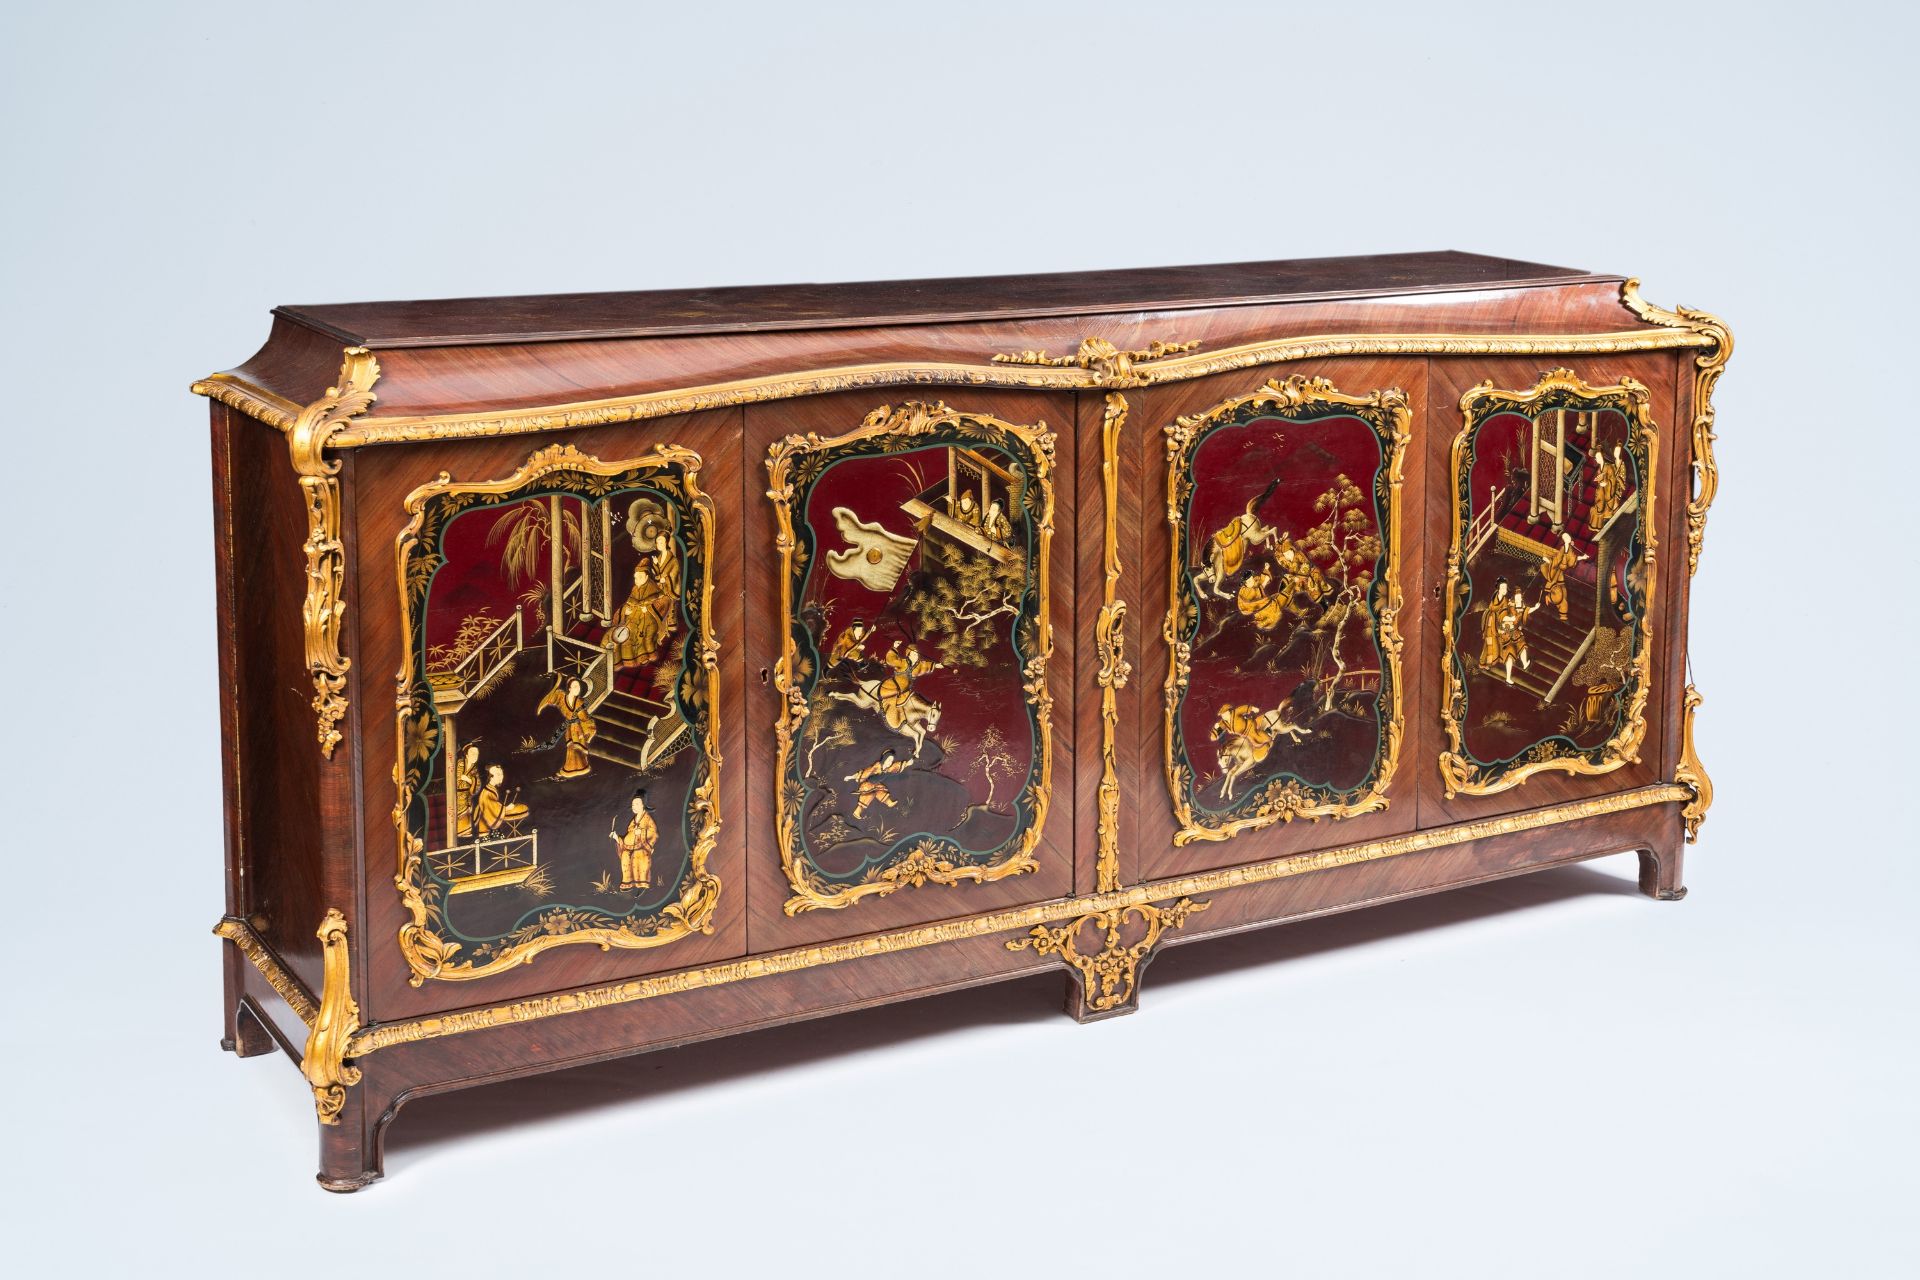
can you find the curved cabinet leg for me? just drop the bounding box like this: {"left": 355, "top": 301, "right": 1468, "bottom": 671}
{"left": 1637, "top": 842, "right": 1687, "bottom": 901}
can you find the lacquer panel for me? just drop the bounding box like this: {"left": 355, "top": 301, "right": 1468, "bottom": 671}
{"left": 390, "top": 444, "right": 722, "bottom": 982}
{"left": 769, "top": 402, "right": 1056, "bottom": 911}
{"left": 1438, "top": 369, "right": 1658, "bottom": 797}
{"left": 1164, "top": 376, "right": 1411, "bottom": 841}
{"left": 745, "top": 391, "right": 1077, "bottom": 949}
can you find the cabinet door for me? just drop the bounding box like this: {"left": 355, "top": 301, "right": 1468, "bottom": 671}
{"left": 745, "top": 391, "right": 1078, "bottom": 950}
{"left": 357, "top": 411, "right": 749, "bottom": 1023}
{"left": 1120, "top": 360, "right": 1429, "bottom": 887}
{"left": 1419, "top": 357, "right": 1683, "bottom": 828}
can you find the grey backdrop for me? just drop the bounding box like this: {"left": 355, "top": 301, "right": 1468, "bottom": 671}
{"left": 3, "top": 1, "right": 1915, "bottom": 1274}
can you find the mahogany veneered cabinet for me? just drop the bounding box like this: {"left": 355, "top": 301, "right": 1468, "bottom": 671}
{"left": 197, "top": 252, "right": 1728, "bottom": 1190}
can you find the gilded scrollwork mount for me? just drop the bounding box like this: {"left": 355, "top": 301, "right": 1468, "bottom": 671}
{"left": 1094, "top": 393, "right": 1131, "bottom": 893}
{"left": 1675, "top": 684, "right": 1713, "bottom": 843}
{"left": 1621, "top": 280, "right": 1732, "bottom": 577}
{"left": 288, "top": 347, "right": 382, "bottom": 758}
{"left": 992, "top": 336, "right": 1201, "bottom": 388}
{"left": 213, "top": 915, "right": 320, "bottom": 1026}
{"left": 1006, "top": 897, "right": 1209, "bottom": 1017}
{"left": 305, "top": 908, "right": 362, "bottom": 1126}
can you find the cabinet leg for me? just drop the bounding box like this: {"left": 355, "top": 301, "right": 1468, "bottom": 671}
{"left": 226, "top": 1000, "right": 278, "bottom": 1058}
{"left": 221, "top": 943, "right": 278, "bottom": 1057}
{"left": 1009, "top": 899, "right": 1209, "bottom": 1025}
{"left": 1637, "top": 844, "right": 1688, "bottom": 902}
{"left": 316, "top": 1083, "right": 387, "bottom": 1193}
{"left": 1064, "top": 959, "right": 1153, "bottom": 1024}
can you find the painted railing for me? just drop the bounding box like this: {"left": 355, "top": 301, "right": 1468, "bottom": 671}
{"left": 431, "top": 612, "right": 524, "bottom": 709}
{"left": 1467, "top": 483, "right": 1502, "bottom": 559}
{"left": 430, "top": 830, "right": 540, "bottom": 895}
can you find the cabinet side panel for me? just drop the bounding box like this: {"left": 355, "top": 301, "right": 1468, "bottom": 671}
{"left": 224, "top": 412, "right": 328, "bottom": 993}
{"left": 1658, "top": 353, "right": 1695, "bottom": 779}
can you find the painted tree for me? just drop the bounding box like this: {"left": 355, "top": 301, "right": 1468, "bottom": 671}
{"left": 965, "top": 723, "right": 1017, "bottom": 815}
{"left": 428, "top": 609, "right": 504, "bottom": 668}
{"left": 487, "top": 500, "right": 583, "bottom": 590}
{"left": 1300, "top": 474, "right": 1384, "bottom": 715}
{"left": 804, "top": 697, "right": 858, "bottom": 778}
{"left": 898, "top": 539, "right": 1023, "bottom": 668}
{"left": 1565, "top": 623, "right": 1635, "bottom": 731}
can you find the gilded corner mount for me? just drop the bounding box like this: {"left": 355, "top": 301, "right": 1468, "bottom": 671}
{"left": 304, "top": 908, "right": 362, "bottom": 1126}
{"left": 289, "top": 347, "right": 382, "bottom": 757}
{"left": 1621, "top": 280, "right": 1732, "bottom": 577}
{"left": 1675, "top": 683, "right": 1713, "bottom": 843}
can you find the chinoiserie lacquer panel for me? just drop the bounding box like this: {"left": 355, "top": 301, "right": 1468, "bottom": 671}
{"left": 391, "top": 444, "right": 722, "bottom": 983}
{"left": 1163, "top": 376, "right": 1410, "bottom": 845}
{"left": 768, "top": 401, "right": 1055, "bottom": 914}
{"left": 1439, "top": 369, "right": 1659, "bottom": 796}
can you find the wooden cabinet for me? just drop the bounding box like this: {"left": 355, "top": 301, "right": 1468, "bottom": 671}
{"left": 198, "top": 253, "right": 1727, "bottom": 1191}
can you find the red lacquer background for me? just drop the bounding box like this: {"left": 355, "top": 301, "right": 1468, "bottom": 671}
{"left": 1456, "top": 407, "right": 1643, "bottom": 765}
{"left": 1176, "top": 413, "right": 1388, "bottom": 811}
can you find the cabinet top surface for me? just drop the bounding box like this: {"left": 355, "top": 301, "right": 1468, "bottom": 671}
{"left": 276, "top": 251, "right": 1598, "bottom": 348}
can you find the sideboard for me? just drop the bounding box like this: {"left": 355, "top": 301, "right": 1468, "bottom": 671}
{"left": 195, "top": 252, "right": 1728, "bottom": 1190}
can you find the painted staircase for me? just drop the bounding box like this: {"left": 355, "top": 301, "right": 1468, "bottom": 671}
{"left": 581, "top": 688, "right": 669, "bottom": 770}
{"left": 1474, "top": 544, "right": 1598, "bottom": 704}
